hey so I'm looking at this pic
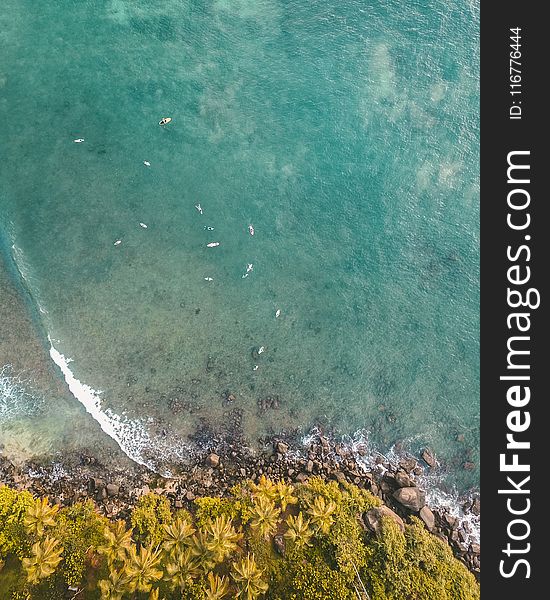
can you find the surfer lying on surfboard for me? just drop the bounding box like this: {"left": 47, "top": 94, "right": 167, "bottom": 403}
{"left": 159, "top": 117, "right": 172, "bottom": 126}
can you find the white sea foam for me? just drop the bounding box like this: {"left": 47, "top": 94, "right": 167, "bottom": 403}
{"left": 48, "top": 340, "right": 192, "bottom": 476}
{"left": 0, "top": 365, "right": 40, "bottom": 420}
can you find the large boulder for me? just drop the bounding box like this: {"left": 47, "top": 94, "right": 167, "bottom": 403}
{"left": 419, "top": 505, "right": 435, "bottom": 531}
{"left": 106, "top": 483, "right": 120, "bottom": 497}
{"left": 393, "top": 487, "right": 426, "bottom": 512}
{"left": 364, "top": 506, "right": 405, "bottom": 534}
{"left": 395, "top": 470, "right": 415, "bottom": 488}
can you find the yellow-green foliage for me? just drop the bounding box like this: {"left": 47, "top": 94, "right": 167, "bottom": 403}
{"left": 0, "top": 479, "right": 479, "bottom": 600}
{"left": 271, "top": 546, "right": 354, "bottom": 600}
{"left": 53, "top": 500, "right": 107, "bottom": 588}
{"left": 362, "top": 516, "right": 480, "bottom": 600}
{"left": 0, "top": 486, "right": 34, "bottom": 560}
{"left": 195, "top": 495, "right": 254, "bottom": 529}
{"left": 194, "top": 497, "right": 238, "bottom": 529}
{"left": 131, "top": 493, "right": 172, "bottom": 546}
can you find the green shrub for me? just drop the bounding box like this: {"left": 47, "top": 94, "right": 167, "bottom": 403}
{"left": 131, "top": 493, "right": 172, "bottom": 546}
{"left": 362, "top": 516, "right": 480, "bottom": 600}
{"left": 0, "top": 486, "right": 34, "bottom": 560}
{"left": 271, "top": 546, "right": 354, "bottom": 600}
{"left": 53, "top": 500, "right": 107, "bottom": 588}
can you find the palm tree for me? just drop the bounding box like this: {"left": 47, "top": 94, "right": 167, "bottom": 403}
{"left": 22, "top": 536, "right": 63, "bottom": 584}
{"left": 98, "top": 521, "right": 133, "bottom": 565}
{"left": 204, "top": 572, "right": 230, "bottom": 599}
{"left": 204, "top": 515, "right": 242, "bottom": 562}
{"left": 273, "top": 481, "right": 297, "bottom": 512}
{"left": 162, "top": 512, "right": 195, "bottom": 555}
{"left": 124, "top": 544, "right": 163, "bottom": 593}
{"left": 188, "top": 530, "right": 217, "bottom": 572}
{"left": 24, "top": 497, "right": 59, "bottom": 537}
{"left": 164, "top": 546, "right": 200, "bottom": 592}
{"left": 249, "top": 475, "right": 278, "bottom": 503}
{"left": 249, "top": 497, "right": 280, "bottom": 539}
{"left": 149, "top": 588, "right": 161, "bottom": 600}
{"left": 231, "top": 554, "right": 268, "bottom": 600}
{"left": 98, "top": 568, "right": 132, "bottom": 600}
{"left": 306, "top": 496, "right": 337, "bottom": 534}
{"left": 284, "top": 512, "right": 313, "bottom": 548}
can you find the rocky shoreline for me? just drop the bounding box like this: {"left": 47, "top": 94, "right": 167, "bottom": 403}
{"left": 0, "top": 431, "right": 480, "bottom": 581}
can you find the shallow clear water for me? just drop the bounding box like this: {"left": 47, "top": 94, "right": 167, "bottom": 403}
{"left": 1, "top": 0, "right": 479, "bottom": 490}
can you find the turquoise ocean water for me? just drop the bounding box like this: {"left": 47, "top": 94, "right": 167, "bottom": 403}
{"left": 1, "top": 0, "right": 479, "bottom": 492}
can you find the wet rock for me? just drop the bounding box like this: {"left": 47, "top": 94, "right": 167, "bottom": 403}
{"left": 206, "top": 453, "right": 220, "bottom": 468}
{"left": 444, "top": 513, "right": 458, "bottom": 529}
{"left": 469, "top": 543, "right": 481, "bottom": 555}
{"left": 463, "top": 461, "right": 475, "bottom": 471}
{"left": 421, "top": 449, "right": 437, "bottom": 468}
{"left": 364, "top": 506, "right": 405, "bottom": 535}
{"left": 420, "top": 506, "right": 435, "bottom": 531}
{"left": 471, "top": 497, "right": 480, "bottom": 516}
{"left": 399, "top": 458, "right": 417, "bottom": 473}
{"left": 276, "top": 442, "right": 289, "bottom": 455}
{"left": 393, "top": 487, "right": 426, "bottom": 512}
{"left": 335, "top": 444, "right": 347, "bottom": 458}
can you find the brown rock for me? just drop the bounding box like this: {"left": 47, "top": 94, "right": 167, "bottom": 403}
{"left": 206, "top": 453, "right": 220, "bottom": 468}
{"left": 364, "top": 506, "right": 405, "bottom": 535}
{"left": 444, "top": 513, "right": 458, "bottom": 529}
{"left": 471, "top": 497, "right": 480, "bottom": 516}
{"left": 96, "top": 486, "right": 107, "bottom": 501}
{"left": 88, "top": 477, "right": 105, "bottom": 492}
{"left": 421, "top": 449, "right": 437, "bottom": 468}
{"left": 393, "top": 487, "right": 426, "bottom": 512}
{"left": 399, "top": 458, "right": 418, "bottom": 473}
{"left": 463, "top": 461, "right": 475, "bottom": 471}
{"left": 106, "top": 483, "right": 120, "bottom": 497}
{"left": 419, "top": 506, "right": 435, "bottom": 531}
{"left": 395, "top": 470, "right": 415, "bottom": 488}
{"left": 276, "top": 441, "right": 289, "bottom": 455}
